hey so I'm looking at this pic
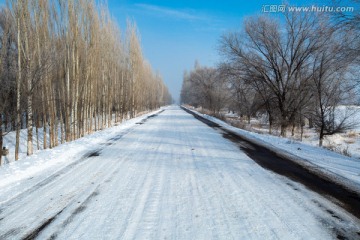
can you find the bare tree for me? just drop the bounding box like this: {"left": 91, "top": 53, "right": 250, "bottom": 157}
{"left": 1, "top": 0, "right": 171, "bottom": 162}
{"left": 181, "top": 62, "right": 228, "bottom": 114}
{"left": 309, "top": 22, "right": 358, "bottom": 146}
{"left": 220, "top": 13, "right": 320, "bottom": 136}
{"left": 333, "top": 0, "right": 360, "bottom": 58}
{"left": 0, "top": 8, "right": 15, "bottom": 165}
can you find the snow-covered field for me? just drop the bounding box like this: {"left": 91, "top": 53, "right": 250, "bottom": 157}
{"left": 223, "top": 105, "right": 360, "bottom": 159}
{"left": 0, "top": 106, "right": 359, "bottom": 239}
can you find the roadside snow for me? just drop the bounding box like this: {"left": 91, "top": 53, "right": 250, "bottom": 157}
{"left": 186, "top": 107, "right": 360, "bottom": 193}
{"left": 223, "top": 105, "right": 360, "bottom": 159}
{"left": 0, "top": 109, "right": 163, "bottom": 203}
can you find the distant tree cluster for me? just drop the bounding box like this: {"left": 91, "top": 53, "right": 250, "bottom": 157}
{"left": 180, "top": 61, "right": 228, "bottom": 114}
{"left": 181, "top": 10, "right": 359, "bottom": 146}
{"left": 0, "top": 0, "right": 172, "bottom": 164}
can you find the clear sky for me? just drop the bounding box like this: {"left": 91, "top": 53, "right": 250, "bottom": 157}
{"left": 109, "top": 0, "right": 271, "bottom": 102}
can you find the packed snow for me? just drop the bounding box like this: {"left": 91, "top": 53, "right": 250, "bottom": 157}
{"left": 0, "top": 106, "right": 359, "bottom": 239}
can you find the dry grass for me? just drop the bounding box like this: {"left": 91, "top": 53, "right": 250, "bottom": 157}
{"left": 325, "top": 143, "right": 352, "bottom": 157}
{"left": 232, "top": 121, "right": 248, "bottom": 130}
{"left": 301, "top": 133, "right": 311, "bottom": 139}
{"left": 214, "top": 113, "right": 227, "bottom": 121}
{"left": 345, "top": 131, "right": 358, "bottom": 138}
{"left": 344, "top": 139, "right": 356, "bottom": 144}
{"left": 342, "top": 147, "right": 351, "bottom": 157}
{"left": 251, "top": 123, "right": 263, "bottom": 129}
{"left": 198, "top": 108, "right": 211, "bottom": 115}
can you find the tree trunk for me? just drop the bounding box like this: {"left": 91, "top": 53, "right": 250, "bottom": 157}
{"left": 60, "top": 106, "right": 65, "bottom": 144}
{"left": 291, "top": 122, "right": 296, "bottom": 137}
{"left": 42, "top": 91, "right": 47, "bottom": 149}
{"left": 65, "top": 44, "right": 71, "bottom": 142}
{"left": 131, "top": 68, "right": 135, "bottom": 118}
{"left": 48, "top": 97, "right": 54, "bottom": 149}
{"left": 24, "top": 25, "right": 33, "bottom": 156}
{"left": 15, "top": 11, "right": 21, "bottom": 161}
{"left": 280, "top": 123, "right": 287, "bottom": 137}
{"left": 280, "top": 112, "right": 287, "bottom": 137}
{"left": 36, "top": 114, "right": 39, "bottom": 150}
{"left": 54, "top": 114, "right": 59, "bottom": 146}
{"left": 309, "top": 117, "right": 313, "bottom": 128}
{"left": 0, "top": 115, "right": 3, "bottom": 165}
{"left": 319, "top": 124, "right": 324, "bottom": 147}
{"left": 26, "top": 68, "right": 33, "bottom": 156}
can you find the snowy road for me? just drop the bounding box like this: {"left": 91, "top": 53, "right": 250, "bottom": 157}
{"left": 0, "top": 106, "right": 359, "bottom": 239}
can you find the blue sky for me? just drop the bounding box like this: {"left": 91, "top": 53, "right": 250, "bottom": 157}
{"left": 110, "top": 0, "right": 270, "bottom": 102}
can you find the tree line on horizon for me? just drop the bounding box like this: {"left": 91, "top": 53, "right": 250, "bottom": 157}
{"left": 181, "top": 7, "right": 360, "bottom": 146}
{"left": 0, "top": 0, "right": 172, "bottom": 164}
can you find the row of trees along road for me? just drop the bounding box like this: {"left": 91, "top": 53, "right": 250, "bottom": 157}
{"left": 0, "top": 0, "right": 172, "bottom": 164}
{"left": 181, "top": 10, "right": 359, "bottom": 146}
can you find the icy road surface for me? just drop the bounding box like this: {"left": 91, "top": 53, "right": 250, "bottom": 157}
{"left": 0, "top": 106, "right": 359, "bottom": 239}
